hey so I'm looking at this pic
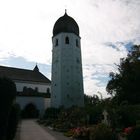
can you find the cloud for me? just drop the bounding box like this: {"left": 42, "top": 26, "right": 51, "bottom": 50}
{"left": 0, "top": 56, "right": 51, "bottom": 79}
{"left": 80, "top": 0, "right": 140, "bottom": 97}
{"left": 83, "top": 63, "right": 117, "bottom": 96}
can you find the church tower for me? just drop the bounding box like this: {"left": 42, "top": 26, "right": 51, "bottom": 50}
{"left": 51, "top": 11, "right": 84, "bottom": 108}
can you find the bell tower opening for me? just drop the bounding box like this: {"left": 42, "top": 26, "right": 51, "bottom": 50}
{"left": 65, "top": 36, "right": 69, "bottom": 44}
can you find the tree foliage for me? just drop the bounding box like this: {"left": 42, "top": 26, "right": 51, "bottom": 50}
{"left": 0, "top": 77, "right": 17, "bottom": 140}
{"left": 84, "top": 94, "right": 100, "bottom": 106}
{"left": 90, "top": 123, "right": 118, "bottom": 140}
{"left": 6, "top": 103, "right": 20, "bottom": 140}
{"left": 106, "top": 45, "right": 140, "bottom": 104}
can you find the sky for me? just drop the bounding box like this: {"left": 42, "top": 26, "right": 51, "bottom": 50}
{"left": 0, "top": 0, "right": 140, "bottom": 98}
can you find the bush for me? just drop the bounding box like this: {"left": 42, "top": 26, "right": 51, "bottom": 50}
{"left": 43, "top": 107, "right": 87, "bottom": 131}
{"left": 64, "top": 127, "right": 90, "bottom": 140}
{"left": 85, "top": 103, "right": 103, "bottom": 125}
{"left": 43, "top": 108, "right": 60, "bottom": 119}
{"left": 6, "top": 104, "right": 21, "bottom": 140}
{"left": 127, "top": 126, "right": 140, "bottom": 140}
{"left": 89, "top": 123, "right": 117, "bottom": 140}
{"left": 0, "top": 77, "right": 17, "bottom": 140}
{"left": 117, "top": 105, "right": 139, "bottom": 128}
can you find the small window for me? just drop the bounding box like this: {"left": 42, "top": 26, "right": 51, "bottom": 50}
{"left": 55, "top": 39, "right": 58, "bottom": 46}
{"left": 35, "top": 87, "right": 38, "bottom": 92}
{"left": 23, "top": 86, "right": 27, "bottom": 92}
{"left": 76, "top": 39, "right": 79, "bottom": 47}
{"left": 65, "top": 36, "right": 69, "bottom": 44}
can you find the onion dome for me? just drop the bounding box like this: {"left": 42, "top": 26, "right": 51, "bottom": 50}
{"left": 53, "top": 12, "right": 79, "bottom": 36}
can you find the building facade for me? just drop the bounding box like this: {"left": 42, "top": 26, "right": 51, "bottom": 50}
{"left": 51, "top": 12, "right": 84, "bottom": 108}
{"left": 0, "top": 65, "right": 51, "bottom": 117}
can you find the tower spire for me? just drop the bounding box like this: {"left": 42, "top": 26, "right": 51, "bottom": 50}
{"left": 33, "top": 63, "right": 39, "bottom": 72}
{"left": 65, "top": 9, "right": 67, "bottom": 15}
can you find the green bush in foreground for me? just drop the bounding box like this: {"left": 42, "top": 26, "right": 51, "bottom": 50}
{"left": 127, "top": 126, "right": 140, "bottom": 140}
{"left": 90, "top": 123, "right": 117, "bottom": 140}
{"left": 0, "top": 77, "right": 17, "bottom": 140}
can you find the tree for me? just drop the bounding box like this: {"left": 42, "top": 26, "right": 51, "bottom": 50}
{"left": 6, "top": 103, "right": 20, "bottom": 140}
{"left": 0, "top": 77, "right": 17, "bottom": 140}
{"left": 84, "top": 94, "right": 100, "bottom": 106}
{"left": 106, "top": 45, "right": 140, "bottom": 104}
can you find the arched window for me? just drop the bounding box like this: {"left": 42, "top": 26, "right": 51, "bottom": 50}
{"left": 76, "top": 39, "right": 79, "bottom": 47}
{"left": 65, "top": 36, "right": 69, "bottom": 44}
{"left": 55, "top": 39, "right": 58, "bottom": 46}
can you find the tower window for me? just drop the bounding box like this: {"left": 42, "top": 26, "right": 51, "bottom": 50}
{"left": 65, "top": 36, "right": 69, "bottom": 44}
{"left": 55, "top": 39, "right": 58, "bottom": 46}
{"left": 76, "top": 39, "right": 79, "bottom": 47}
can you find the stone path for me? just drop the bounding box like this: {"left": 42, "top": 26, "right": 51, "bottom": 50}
{"left": 19, "top": 119, "right": 71, "bottom": 140}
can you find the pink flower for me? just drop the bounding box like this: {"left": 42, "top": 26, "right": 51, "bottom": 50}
{"left": 124, "top": 127, "right": 133, "bottom": 135}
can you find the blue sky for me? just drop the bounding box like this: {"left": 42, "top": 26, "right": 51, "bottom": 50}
{"left": 0, "top": 0, "right": 140, "bottom": 97}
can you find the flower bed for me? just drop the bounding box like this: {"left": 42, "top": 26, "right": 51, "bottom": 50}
{"left": 65, "top": 123, "right": 118, "bottom": 140}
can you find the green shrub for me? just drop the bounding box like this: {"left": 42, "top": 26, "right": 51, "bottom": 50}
{"left": 6, "top": 104, "right": 20, "bottom": 140}
{"left": 0, "top": 77, "right": 17, "bottom": 140}
{"left": 89, "top": 123, "right": 117, "bottom": 140}
{"left": 44, "top": 108, "right": 60, "bottom": 119}
{"left": 127, "top": 126, "right": 140, "bottom": 140}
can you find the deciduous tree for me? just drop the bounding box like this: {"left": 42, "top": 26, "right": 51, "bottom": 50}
{"left": 106, "top": 45, "right": 140, "bottom": 104}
